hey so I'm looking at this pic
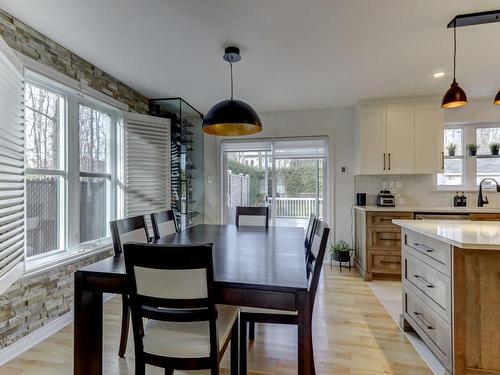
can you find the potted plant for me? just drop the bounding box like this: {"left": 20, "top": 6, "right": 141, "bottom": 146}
{"left": 447, "top": 143, "right": 457, "bottom": 156}
{"left": 329, "top": 240, "right": 353, "bottom": 271}
{"left": 490, "top": 142, "right": 500, "bottom": 156}
{"left": 467, "top": 144, "right": 478, "bottom": 156}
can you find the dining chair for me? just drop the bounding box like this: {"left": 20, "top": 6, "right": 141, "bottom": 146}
{"left": 150, "top": 209, "right": 178, "bottom": 240}
{"left": 235, "top": 206, "right": 269, "bottom": 228}
{"left": 123, "top": 242, "right": 239, "bottom": 375}
{"left": 109, "top": 215, "right": 149, "bottom": 358}
{"left": 239, "top": 220, "right": 330, "bottom": 375}
{"left": 304, "top": 213, "right": 317, "bottom": 260}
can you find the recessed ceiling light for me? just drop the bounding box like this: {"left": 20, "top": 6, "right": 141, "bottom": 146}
{"left": 433, "top": 72, "right": 446, "bottom": 78}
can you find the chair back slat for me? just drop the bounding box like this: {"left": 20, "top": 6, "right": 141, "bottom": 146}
{"left": 110, "top": 216, "right": 148, "bottom": 255}
{"left": 151, "top": 209, "right": 178, "bottom": 240}
{"left": 307, "top": 220, "right": 330, "bottom": 307}
{"left": 304, "top": 214, "right": 317, "bottom": 258}
{"left": 236, "top": 206, "right": 269, "bottom": 228}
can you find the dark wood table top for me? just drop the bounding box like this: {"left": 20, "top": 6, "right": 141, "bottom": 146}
{"left": 78, "top": 224, "right": 308, "bottom": 292}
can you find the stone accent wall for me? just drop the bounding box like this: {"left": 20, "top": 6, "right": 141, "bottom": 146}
{"left": 0, "top": 11, "right": 150, "bottom": 350}
{"left": 0, "top": 250, "right": 113, "bottom": 349}
{"left": 0, "top": 10, "right": 149, "bottom": 114}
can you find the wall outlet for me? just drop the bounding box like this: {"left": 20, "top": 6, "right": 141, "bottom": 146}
{"left": 341, "top": 166, "right": 348, "bottom": 175}
{"left": 208, "top": 176, "right": 215, "bottom": 184}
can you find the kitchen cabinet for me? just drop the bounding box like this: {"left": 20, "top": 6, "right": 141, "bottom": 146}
{"left": 356, "top": 101, "right": 443, "bottom": 175}
{"left": 414, "top": 103, "right": 444, "bottom": 173}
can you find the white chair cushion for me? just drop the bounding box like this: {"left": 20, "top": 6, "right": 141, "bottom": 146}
{"left": 238, "top": 215, "right": 267, "bottom": 227}
{"left": 158, "top": 220, "right": 177, "bottom": 237}
{"left": 143, "top": 304, "right": 238, "bottom": 358}
{"left": 239, "top": 306, "right": 297, "bottom": 315}
{"left": 174, "top": 371, "right": 210, "bottom": 374}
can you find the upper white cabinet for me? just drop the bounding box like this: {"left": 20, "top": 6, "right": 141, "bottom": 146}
{"left": 358, "top": 106, "right": 386, "bottom": 174}
{"left": 414, "top": 103, "right": 444, "bottom": 174}
{"left": 356, "top": 101, "right": 443, "bottom": 175}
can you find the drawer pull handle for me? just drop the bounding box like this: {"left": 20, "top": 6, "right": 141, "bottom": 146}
{"left": 412, "top": 242, "right": 434, "bottom": 253}
{"left": 413, "top": 312, "right": 434, "bottom": 330}
{"left": 413, "top": 275, "right": 434, "bottom": 288}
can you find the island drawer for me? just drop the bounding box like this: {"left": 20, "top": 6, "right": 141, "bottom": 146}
{"left": 403, "top": 288, "right": 452, "bottom": 370}
{"left": 403, "top": 252, "right": 451, "bottom": 322}
{"left": 366, "top": 212, "right": 413, "bottom": 228}
{"left": 370, "top": 253, "right": 401, "bottom": 274}
{"left": 403, "top": 230, "right": 451, "bottom": 273}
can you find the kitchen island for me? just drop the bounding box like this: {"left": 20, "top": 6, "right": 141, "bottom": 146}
{"left": 393, "top": 219, "right": 500, "bottom": 375}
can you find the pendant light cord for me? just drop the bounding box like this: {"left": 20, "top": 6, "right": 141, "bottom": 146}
{"left": 230, "top": 61, "right": 234, "bottom": 100}
{"left": 453, "top": 21, "right": 457, "bottom": 82}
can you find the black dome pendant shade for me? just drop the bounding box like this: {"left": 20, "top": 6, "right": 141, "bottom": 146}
{"left": 203, "top": 46, "right": 262, "bottom": 136}
{"left": 494, "top": 89, "right": 500, "bottom": 105}
{"left": 441, "top": 22, "right": 467, "bottom": 109}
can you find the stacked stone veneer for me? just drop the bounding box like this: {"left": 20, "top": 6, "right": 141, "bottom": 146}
{"left": 0, "top": 10, "right": 150, "bottom": 349}
{"left": 0, "top": 250, "right": 113, "bottom": 348}
{"left": 0, "top": 10, "right": 149, "bottom": 114}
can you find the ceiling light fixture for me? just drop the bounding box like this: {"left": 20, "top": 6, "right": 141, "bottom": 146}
{"left": 433, "top": 72, "right": 445, "bottom": 78}
{"left": 441, "top": 22, "right": 467, "bottom": 109}
{"left": 202, "top": 46, "right": 262, "bottom": 136}
{"left": 494, "top": 89, "right": 500, "bottom": 105}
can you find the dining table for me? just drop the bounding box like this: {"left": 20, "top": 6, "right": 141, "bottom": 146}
{"left": 73, "top": 224, "right": 311, "bottom": 375}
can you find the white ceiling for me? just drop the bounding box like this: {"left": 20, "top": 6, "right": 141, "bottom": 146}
{"left": 1, "top": 0, "right": 500, "bottom": 113}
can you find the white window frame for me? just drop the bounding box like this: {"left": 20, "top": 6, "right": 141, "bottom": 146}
{"left": 24, "top": 70, "right": 121, "bottom": 272}
{"left": 437, "top": 122, "right": 500, "bottom": 190}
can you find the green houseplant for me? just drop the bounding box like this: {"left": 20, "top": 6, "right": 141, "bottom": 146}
{"left": 490, "top": 142, "right": 500, "bottom": 156}
{"left": 329, "top": 240, "right": 352, "bottom": 265}
{"left": 467, "top": 144, "right": 478, "bottom": 156}
{"left": 447, "top": 143, "right": 457, "bottom": 156}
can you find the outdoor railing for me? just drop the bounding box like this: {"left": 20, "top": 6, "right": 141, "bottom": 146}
{"left": 268, "top": 197, "right": 323, "bottom": 218}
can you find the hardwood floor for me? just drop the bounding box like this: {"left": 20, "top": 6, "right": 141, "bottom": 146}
{"left": 0, "top": 267, "right": 432, "bottom": 375}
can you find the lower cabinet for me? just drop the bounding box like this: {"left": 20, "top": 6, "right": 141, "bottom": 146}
{"left": 400, "top": 228, "right": 500, "bottom": 375}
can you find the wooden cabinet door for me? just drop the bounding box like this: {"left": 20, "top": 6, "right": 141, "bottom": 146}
{"left": 414, "top": 103, "right": 444, "bottom": 173}
{"left": 358, "top": 106, "right": 386, "bottom": 174}
{"left": 386, "top": 105, "right": 414, "bottom": 174}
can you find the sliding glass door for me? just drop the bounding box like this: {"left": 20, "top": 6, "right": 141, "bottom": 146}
{"left": 222, "top": 138, "right": 327, "bottom": 229}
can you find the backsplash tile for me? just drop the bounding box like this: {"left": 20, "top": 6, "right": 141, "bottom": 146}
{"left": 354, "top": 174, "right": 500, "bottom": 208}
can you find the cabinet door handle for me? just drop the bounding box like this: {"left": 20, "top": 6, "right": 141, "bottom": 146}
{"left": 413, "top": 274, "right": 434, "bottom": 288}
{"left": 388, "top": 153, "right": 391, "bottom": 170}
{"left": 441, "top": 151, "right": 444, "bottom": 170}
{"left": 412, "top": 242, "right": 434, "bottom": 253}
{"left": 413, "top": 312, "right": 434, "bottom": 330}
{"left": 383, "top": 153, "right": 386, "bottom": 170}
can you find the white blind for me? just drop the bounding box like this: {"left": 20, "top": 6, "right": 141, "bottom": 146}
{"left": 273, "top": 138, "right": 327, "bottom": 158}
{"left": 124, "top": 112, "right": 171, "bottom": 219}
{"left": 222, "top": 140, "right": 272, "bottom": 153}
{"left": 0, "top": 37, "right": 25, "bottom": 294}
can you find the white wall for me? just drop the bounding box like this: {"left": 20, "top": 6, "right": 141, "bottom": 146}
{"left": 203, "top": 107, "right": 356, "bottom": 244}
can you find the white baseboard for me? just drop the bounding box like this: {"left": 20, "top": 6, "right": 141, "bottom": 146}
{"left": 0, "top": 293, "right": 116, "bottom": 366}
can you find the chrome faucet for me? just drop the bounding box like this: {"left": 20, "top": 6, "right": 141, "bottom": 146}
{"left": 477, "top": 178, "right": 500, "bottom": 207}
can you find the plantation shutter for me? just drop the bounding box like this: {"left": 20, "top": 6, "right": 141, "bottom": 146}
{"left": 0, "top": 37, "right": 25, "bottom": 294}
{"left": 124, "top": 112, "right": 171, "bottom": 220}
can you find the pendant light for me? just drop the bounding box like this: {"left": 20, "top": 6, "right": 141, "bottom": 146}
{"left": 494, "top": 89, "right": 500, "bottom": 105}
{"left": 203, "top": 46, "right": 262, "bottom": 136}
{"left": 441, "top": 22, "right": 468, "bottom": 109}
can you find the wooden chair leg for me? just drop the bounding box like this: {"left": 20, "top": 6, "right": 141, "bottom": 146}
{"left": 311, "top": 336, "right": 316, "bottom": 375}
{"left": 248, "top": 321, "right": 255, "bottom": 341}
{"left": 239, "top": 317, "right": 247, "bottom": 375}
{"left": 230, "top": 317, "right": 239, "bottom": 375}
{"left": 118, "top": 294, "right": 130, "bottom": 357}
{"left": 135, "top": 356, "right": 145, "bottom": 375}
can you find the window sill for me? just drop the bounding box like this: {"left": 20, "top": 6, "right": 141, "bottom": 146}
{"left": 23, "top": 240, "right": 113, "bottom": 279}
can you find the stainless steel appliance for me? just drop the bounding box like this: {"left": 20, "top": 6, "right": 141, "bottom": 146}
{"left": 376, "top": 190, "right": 395, "bottom": 207}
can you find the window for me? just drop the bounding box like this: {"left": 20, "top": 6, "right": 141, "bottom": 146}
{"left": 25, "top": 83, "right": 65, "bottom": 258}
{"left": 437, "top": 124, "right": 500, "bottom": 189}
{"left": 24, "top": 72, "right": 120, "bottom": 266}
{"left": 437, "top": 128, "right": 463, "bottom": 186}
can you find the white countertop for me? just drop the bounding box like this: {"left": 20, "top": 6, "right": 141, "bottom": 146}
{"left": 353, "top": 205, "right": 500, "bottom": 213}
{"left": 392, "top": 219, "right": 500, "bottom": 250}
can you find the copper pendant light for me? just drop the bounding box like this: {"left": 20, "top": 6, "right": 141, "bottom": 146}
{"left": 441, "top": 22, "right": 468, "bottom": 109}
{"left": 203, "top": 47, "right": 262, "bottom": 136}
{"left": 494, "top": 89, "right": 500, "bottom": 105}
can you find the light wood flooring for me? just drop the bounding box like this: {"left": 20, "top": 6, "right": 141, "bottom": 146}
{"left": 0, "top": 266, "right": 433, "bottom": 374}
